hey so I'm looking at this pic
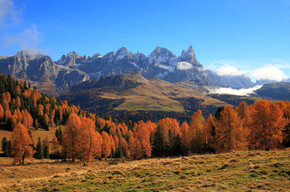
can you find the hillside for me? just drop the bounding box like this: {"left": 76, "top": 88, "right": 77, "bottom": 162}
{"left": 1, "top": 150, "right": 289, "bottom": 191}
{"left": 61, "top": 70, "right": 258, "bottom": 121}
{"left": 255, "top": 82, "right": 290, "bottom": 100}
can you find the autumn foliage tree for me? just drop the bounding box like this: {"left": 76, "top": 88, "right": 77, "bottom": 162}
{"left": 205, "top": 114, "right": 215, "bottom": 150}
{"left": 62, "top": 113, "right": 81, "bottom": 161}
{"left": 189, "top": 110, "right": 206, "bottom": 154}
{"left": 11, "top": 122, "right": 35, "bottom": 165}
{"left": 213, "top": 106, "right": 247, "bottom": 153}
{"left": 180, "top": 121, "right": 189, "bottom": 154}
{"left": 51, "top": 135, "right": 59, "bottom": 154}
{"left": 131, "top": 120, "right": 152, "bottom": 159}
{"left": 0, "top": 104, "right": 4, "bottom": 120}
{"left": 78, "top": 117, "right": 102, "bottom": 161}
{"left": 248, "top": 100, "right": 288, "bottom": 150}
{"left": 101, "top": 131, "right": 111, "bottom": 158}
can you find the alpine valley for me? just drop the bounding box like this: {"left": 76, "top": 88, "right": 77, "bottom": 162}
{"left": 0, "top": 46, "right": 289, "bottom": 121}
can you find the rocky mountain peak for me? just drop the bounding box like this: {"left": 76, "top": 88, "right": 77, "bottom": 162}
{"left": 116, "top": 47, "right": 129, "bottom": 60}
{"left": 148, "top": 46, "right": 176, "bottom": 64}
{"left": 56, "top": 51, "right": 87, "bottom": 67}
{"left": 180, "top": 45, "right": 196, "bottom": 63}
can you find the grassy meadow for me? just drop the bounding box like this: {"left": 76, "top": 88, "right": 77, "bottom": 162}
{"left": 0, "top": 149, "right": 289, "bottom": 192}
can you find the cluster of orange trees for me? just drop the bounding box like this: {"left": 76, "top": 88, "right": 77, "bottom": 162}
{"left": 9, "top": 100, "right": 289, "bottom": 164}
{"left": 0, "top": 74, "right": 289, "bottom": 164}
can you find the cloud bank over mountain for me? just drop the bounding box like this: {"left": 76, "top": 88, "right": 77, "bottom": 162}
{"left": 210, "top": 85, "right": 262, "bottom": 96}
{"left": 206, "top": 59, "right": 289, "bottom": 82}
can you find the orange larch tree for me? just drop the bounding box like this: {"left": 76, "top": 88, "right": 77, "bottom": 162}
{"left": 277, "top": 101, "right": 290, "bottom": 147}
{"left": 180, "top": 121, "right": 189, "bottom": 153}
{"left": 38, "top": 104, "right": 44, "bottom": 116}
{"left": 16, "top": 97, "right": 21, "bottom": 109}
{"left": 16, "top": 85, "right": 21, "bottom": 95}
{"left": 133, "top": 120, "right": 152, "bottom": 158}
{"left": 189, "top": 110, "right": 206, "bottom": 154}
{"left": 238, "top": 101, "right": 250, "bottom": 135}
{"left": 22, "top": 109, "right": 33, "bottom": 128}
{"left": 214, "top": 105, "right": 247, "bottom": 153}
{"left": 0, "top": 104, "right": 3, "bottom": 120}
{"left": 248, "top": 100, "right": 288, "bottom": 150}
{"left": 78, "top": 117, "right": 100, "bottom": 162}
{"left": 51, "top": 135, "right": 59, "bottom": 154}
{"left": 62, "top": 113, "right": 81, "bottom": 161}
{"left": 95, "top": 131, "right": 102, "bottom": 158}
{"left": 205, "top": 114, "right": 215, "bottom": 146}
{"left": 120, "top": 137, "right": 129, "bottom": 157}
{"left": 110, "top": 135, "right": 116, "bottom": 155}
{"left": 11, "top": 122, "right": 35, "bottom": 165}
{"left": 129, "top": 134, "right": 143, "bottom": 159}
{"left": 50, "top": 109, "right": 55, "bottom": 128}
{"left": 101, "top": 131, "right": 111, "bottom": 158}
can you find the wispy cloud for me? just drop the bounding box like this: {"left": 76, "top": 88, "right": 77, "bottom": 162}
{"left": 0, "top": 0, "right": 43, "bottom": 53}
{"left": 0, "top": 0, "right": 20, "bottom": 26}
{"left": 4, "top": 24, "right": 41, "bottom": 49}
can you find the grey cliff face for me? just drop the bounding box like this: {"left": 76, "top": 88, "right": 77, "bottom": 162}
{"left": 0, "top": 50, "right": 89, "bottom": 93}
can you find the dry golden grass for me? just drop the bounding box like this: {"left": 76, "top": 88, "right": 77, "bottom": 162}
{"left": 101, "top": 79, "right": 228, "bottom": 112}
{"left": 0, "top": 149, "right": 289, "bottom": 192}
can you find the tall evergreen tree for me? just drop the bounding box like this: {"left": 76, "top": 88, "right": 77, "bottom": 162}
{"left": 35, "top": 137, "right": 44, "bottom": 159}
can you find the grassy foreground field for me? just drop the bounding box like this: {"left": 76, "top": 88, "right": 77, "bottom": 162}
{"left": 0, "top": 150, "right": 289, "bottom": 192}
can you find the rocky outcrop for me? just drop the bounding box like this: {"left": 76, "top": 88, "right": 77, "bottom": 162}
{"left": 0, "top": 50, "right": 89, "bottom": 95}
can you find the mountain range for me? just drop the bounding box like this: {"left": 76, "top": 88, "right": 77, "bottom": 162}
{"left": 0, "top": 47, "right": 289, "bottom": 121}
{"left": 0, "top": 46, "right": 255, "bottom": 96}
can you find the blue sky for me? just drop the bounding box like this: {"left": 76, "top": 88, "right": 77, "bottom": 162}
{"left": 0, "top": 0, "right": 290, "bottom": 81}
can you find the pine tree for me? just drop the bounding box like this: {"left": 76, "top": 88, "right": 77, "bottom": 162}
{"left": 35, "top": 137, "right": 44, "bottom": 159}
{"left": 43, "top": 146, "right": 49, "bottom": 159}
{"left": 1, "top": 137, "right": 9, "bottom": 157}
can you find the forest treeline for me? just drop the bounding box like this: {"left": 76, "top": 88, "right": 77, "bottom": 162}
{"left": 0, "top": 74, "right": 289, "bottom": 164}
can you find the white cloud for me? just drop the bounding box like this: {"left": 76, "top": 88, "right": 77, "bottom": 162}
{"left": 251, "top": 66, "right": 287, "bottom": 81}
{"left": 176, "top": 61, "right": 193, "bottom": 70}
{"left": 204, "top": 59, "right": 289, "bottom": 81}
{"left": 217, "top": 66, "right": 247, "bottom": 77}
{"left": 209, "top": 85, "right": 262, "bottom": 96}
{"left": 4, "top": 24, "right": 41, "bottom": 49}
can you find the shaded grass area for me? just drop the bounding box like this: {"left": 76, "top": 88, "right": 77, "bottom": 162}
{"left": 1, "top": 150, "right": 289, "bottom": 192}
